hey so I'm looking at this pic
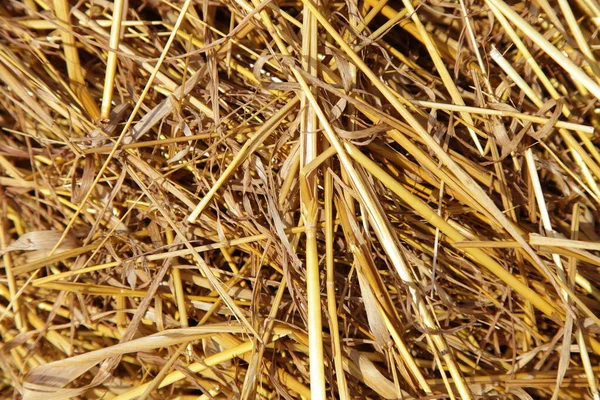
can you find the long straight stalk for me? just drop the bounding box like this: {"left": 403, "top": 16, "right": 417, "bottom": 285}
{"left": 101, "top": 0, "right": 126, "bottom": 119}
{"left": 0, "top": 194, "right": 24, "bottom": 331}
{"left": 485, "top": 0, "right": 600, "bottom": 101}
{"left": 568, "top": 205, "right": 599, "bottom": 400}
{"left": 325, "top": 172, "right": 349, "bottom": 399}
{"left": 301, "top": 0, "right": 567, "bottom": 314}
{"left": 300, "top": 0, "right": 326, "bottom": 394}
{"left": 398, "top": 0, "right": 484, "bottom": 155}
{"left": 52, "top": 0, "right": 99, "bottom": 119}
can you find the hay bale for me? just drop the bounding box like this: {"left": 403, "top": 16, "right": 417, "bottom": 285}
{"left": 1, "top": 0, "right": 600, "bottom": 398}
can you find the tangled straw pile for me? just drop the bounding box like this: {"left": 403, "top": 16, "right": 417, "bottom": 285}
{"left": 2, "top": 0, "right": 600, "bottom": 398}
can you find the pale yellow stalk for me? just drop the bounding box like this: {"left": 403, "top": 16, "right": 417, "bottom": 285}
{"left": 52, "top": 0, "right": 99, "bottom": 119}
{"left": 485, "top": 0, "right": 600, "bottom": 101}
{"left": 100, "top": 0, "right": 127, "bottom": 119}
{"left": 325, "top": 172, "right": 350, "bottom": 399}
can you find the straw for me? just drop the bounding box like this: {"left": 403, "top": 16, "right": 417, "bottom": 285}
{"left": 2, "top": 0, "right": 600, "bottom": 398}
{"left": 100, "top": 0, "right": 126, "bottom": 119}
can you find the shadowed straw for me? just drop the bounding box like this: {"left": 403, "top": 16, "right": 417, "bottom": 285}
{"left": 2, "top": 0, "right": 600, "bottom": 398}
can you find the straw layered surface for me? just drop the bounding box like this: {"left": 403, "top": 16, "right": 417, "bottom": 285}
{"left": 1, "top": 0, "right": 600, "bottom": 398}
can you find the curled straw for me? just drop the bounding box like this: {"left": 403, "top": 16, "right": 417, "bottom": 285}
{"left": 2, "top": 0, "right": 600, "bottom": 398}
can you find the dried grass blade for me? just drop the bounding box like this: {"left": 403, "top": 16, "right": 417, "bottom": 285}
{"left": 23, "top": 324, "right": 246, "bottom": 397}
{"left": 188, "top": 96, "right": 299, "bottom": 222}
{"left": 485, "top": 0, "right": 600, "bottom": 101}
